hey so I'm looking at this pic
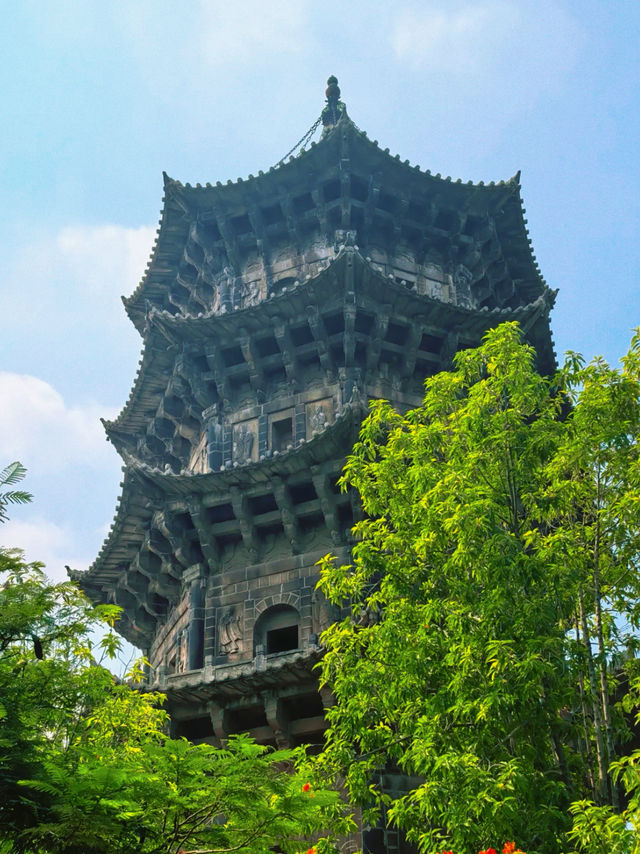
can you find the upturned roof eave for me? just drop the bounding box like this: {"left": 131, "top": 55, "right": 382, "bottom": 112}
{"left": 122, "top": 113, "right": 534, "bottom": 330}
{"left": 104, "top": 247, "right": 555, "bottom": 446}
{"left": 76, "top": 402, "right": 366, "bottom": 591}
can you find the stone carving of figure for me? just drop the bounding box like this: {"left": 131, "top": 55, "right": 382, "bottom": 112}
{"left": 219, "top": 609, "right": 242, "bottom": 654}
{"left": 239, "top": 278, "right": 260, "bottom": 308}
{"left": 347, "top": 380, "right": 363, "bottom": 407}
{"left": 311, "top": 405, "right": 328, "bottom": 434}
{"left": 453, "top": 264, "right": 473, "bottom": 308}
{"left": 312, "top": 589, "right": 339, "bottom": 636}
{"left": 175, "top": 629, "right": 188, "bottom": 673}
{"left": 233, "top": 424, "right": 254, "bottom": 463}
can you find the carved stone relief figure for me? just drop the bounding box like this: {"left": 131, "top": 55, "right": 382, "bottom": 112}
{"left": 175, "top": 629, "right": 188, "bottom": 673}
{"left": 233, "top": 423, "right": 254, "bottom": 464}
{"left": 219, "top": 608, "right": 242, "bottom": 654}
{"left": 312, "top": 589, "right": 340, "bottom": 636}
{"left": 187, "top": 433, "right": 209, "bottom": 474}
{"left": 238, "top": 278, "right": 261, "bottom": 308}
{"left": 453, "top": 264, "right": 473, "bottom": 309}
{"left": 334, "top": 229, "right": 357, "bottom": 249}
{"left": 347, "top": 379, "right": 363, "bottom": 407}
{"left": 310, "top": 405, "right": 328, "bottom": 434}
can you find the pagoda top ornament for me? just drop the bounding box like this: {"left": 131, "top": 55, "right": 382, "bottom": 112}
{"left": 322, "top": 75, "right": 344, "bottom": 130}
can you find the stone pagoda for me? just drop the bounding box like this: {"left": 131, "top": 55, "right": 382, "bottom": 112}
{"left": 76, "top": 78, "right": 555, "bottom": 756}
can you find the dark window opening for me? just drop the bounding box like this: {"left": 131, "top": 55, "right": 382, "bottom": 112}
{"left": 338, "top": 503, "right": 354, "bottom": 533}
{"left": 265, "top": 366, "right": 287, "bottom": 386}
{"left": 283, "top": 692, "right": 324, "bottom": 719}
{"left": 230, "top": 213, "right": 251, "bottom": 236}
{"left": 228, "top": 377, "right": 251, "bottom": 400}
{"left": 151, "top": 594, "right": 169, "bottom": 615}
{"left": 229, "top": 705, "right": 268, "bottom": 732}
{"left": 350, "top": 206, "right": 364, "bottom": 229}
{"left": 330, "top": 344, "right": 345, "bottom": 367}
{"left": 351, "top": 175, "right": 369, "bottom": 202}
{"left": 378, "top": 192, "right": 397, "bottom": 214}
{"left": 216, "top": 532, "right": 243, "bottom": 553}
{"left": 463, "top": 215, "right": 482, "bottom": 236}
{"left": 299, "top": 511, "right": 324, "bottom": 535}
{"left": 289, "top": 482, "right": 317, "bottom": 504}
{"left": 257, "top": 521, "right": 285, "bottom": 542}
{"left": 154, "top": 418, "right": 174, "bottom": 439}
{"left": 292, "top": 193, "right": 314, "bottom": 215}
{"left": 266, "top": 624, "right": 299, "bottom": 654}
{"left": 434, "top": 209, "right": 456, "bottom": 231}
{"left": 261, "top": 203, "right": 284, "bottom": 226}
{"left": 191, "top": 354, "right": 209, "bottom": 373}
{"left": 354, "top": 340, "right": 367, "bottom": 368}
{"left": 175, "top": 716, "right": 213, "bottom": 741}
{"left": 385, "top": 321, "right": 409, "bottom": 345}
{"left": 222, "top": 345, "right": 244, "bottom": 367}
{"left": 328, "top": 476, "right": 342, "bottom": 495}
{"left": 290, "top": 324, "right": 313, "bottom": 346}
{"left": 299, "top": 353, "right": 321, "bottom": 370}
{"left": 419, "top": 333, "right": 443, "bottom": 353}
{"left": 415, "top": 358, "right": 438, "bottom": 377}
{"left": 207, "top": 503, "right": 235, "bottom": 524}
{"left": 355, "top": 312, "right": 374, "bottom": 334}
{"left": 323, "top": 180, "right": 340, "bottom": 202}
{"left": 272, "top": 417, "right": 293, "bottom": 451}
{"left": 249, "top": 493, "right": 278, "bottom": 515}
{"left": 408, "top": 201, "right": 427, "bottom": 222}
{"left": 324, "top": 313, "right": 344, "bottom": 335}
{"left": 255, "top": 335, "right": 280, "bottom": 357}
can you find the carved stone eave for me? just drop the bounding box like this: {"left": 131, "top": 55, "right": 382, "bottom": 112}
{"left": 105, "top": 248, "right": 556, "bottom": 456}
{"left": 74, "top": 402, "right": 365, "bottom": 600}
{"left": 123, "top": 115, "right": 544, "bottom": 333}
{"left": 160, "top": 646, "right": 323, "bottom": 707}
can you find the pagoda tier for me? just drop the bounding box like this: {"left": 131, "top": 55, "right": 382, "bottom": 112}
{"left": 75, "top": 97, "right": 556, "bottom": 755}
{"left": 124, "top": 115, "right": 546, "bottom": 334}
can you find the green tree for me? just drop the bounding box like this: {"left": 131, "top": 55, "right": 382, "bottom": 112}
{"left": 315, "top": 323, "right": 640, "bottom": 854}
{"left": 0, "top": 462, "right": 32, "bottom": 523}
{"left": 0, "top": 547, "right": 346, "bottom": 853}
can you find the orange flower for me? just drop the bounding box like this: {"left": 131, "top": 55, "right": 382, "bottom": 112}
{"left": 479, "top": 849, "right": 496, "bottom": 854}
{"left": 503, "top": 843, "right": 516, "bottom": 854}
{"left": 306, "top": 848, "right": 316, "bottom": 854}
{"left": 302, "top": 782, "right": 311, "bottom": 792}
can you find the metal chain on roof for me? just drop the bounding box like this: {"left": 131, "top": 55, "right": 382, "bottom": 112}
{"left": 275, "top": 115, "right": 323, "bottom": 168}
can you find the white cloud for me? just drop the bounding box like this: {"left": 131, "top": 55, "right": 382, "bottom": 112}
{"left": 0, "top": 518, "right": 86, "bottom": 582}
{"left": 54, "top": 224, "right": 155, "bottom": 296}
{"left": 391, "top": 0, "right": 583, "bottom": 100}
{"left": 114, "top": 0, "right": 311, "bottom": 85}
{"left": 197, "top": 0, "right": 310, "bottom": 65}
{"left": 392, "top": 1, "right": 518, "bottom": 74}
{"left": 7, "top": 223, "right": 155, "bottom": 308}
{"left": 0, "top": 372, "right": 117, "bottom": 475}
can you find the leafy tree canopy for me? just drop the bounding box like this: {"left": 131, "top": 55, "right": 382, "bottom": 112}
{"left": 315, "top": 322, "right": 640, "bottom": 854}
{"left": 0, "top": 546, "right": 346, "bottom": 854}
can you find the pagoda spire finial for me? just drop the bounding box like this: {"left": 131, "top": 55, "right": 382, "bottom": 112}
{"left": 322, "top": 75, "right": 344, "bottom": 130}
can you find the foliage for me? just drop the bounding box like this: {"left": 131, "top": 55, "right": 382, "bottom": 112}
{"left": 0, "top": 547, "right": 345, "bottom": 854}
{"left": 0, "top": 462, "right": 32, "bottom": 523}
{"left": 315, "top": 323, "right": 640, "bottom": 854}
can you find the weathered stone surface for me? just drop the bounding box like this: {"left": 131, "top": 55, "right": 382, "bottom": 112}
{"left": 79, "top": 90, "right": 555, "bottom": 844}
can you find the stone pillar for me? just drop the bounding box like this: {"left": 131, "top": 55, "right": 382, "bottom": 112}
{"left": 258, "top": 413, "right": 268, "bottom": 458}
{"left": 204, "top": 405, "right": 223, "bottom": 471}
{"left": 265, "top": 691, "right": 291, "bottom": 748}
{"left": 294, "top": 402, "right": 306, "bottom": 444}
{"left": 184, "top": 564, "right": 207, "bottom": 672}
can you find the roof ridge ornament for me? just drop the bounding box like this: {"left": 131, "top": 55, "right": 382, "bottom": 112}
{"left": 322, "top": 75, "right": 345, "bottom": 131}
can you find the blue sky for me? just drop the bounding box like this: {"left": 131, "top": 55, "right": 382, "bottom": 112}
{"left": 1, "top": 0, "right": 639, "bottom": 584}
